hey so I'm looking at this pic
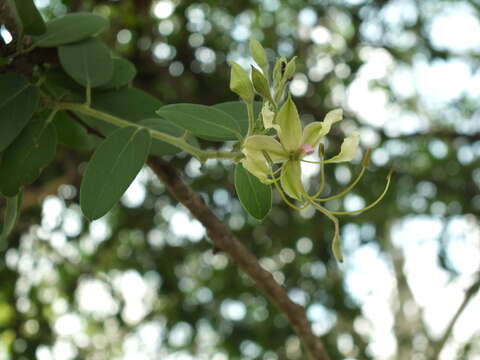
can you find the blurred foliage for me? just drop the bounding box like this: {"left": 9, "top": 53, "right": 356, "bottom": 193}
{"left": 1, "top": 0, "right": 480, "bottom": 359}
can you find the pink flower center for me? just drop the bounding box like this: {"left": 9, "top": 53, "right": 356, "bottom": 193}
{"left": 300, "top": 144, "right": 314, "bottom": 155}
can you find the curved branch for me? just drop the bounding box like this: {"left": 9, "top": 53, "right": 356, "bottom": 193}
{"left": 147, "top": 157, "right": 330, "bottom": 360}
{"left": 430, "top": 274, "right": 480, "bottom": 359}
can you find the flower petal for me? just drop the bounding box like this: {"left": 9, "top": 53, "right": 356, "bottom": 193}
{"left": 322, "top": 108, "right": 343, "bottom": 133}
{"left": 276, "top": 96, "right": 302, "bottom": 152}
{"left": 300, "top": 108, "right": 343, "bottom": 149}
{"left": 241, "top": 154, "right": 272, "bottom": 184}
{"left": 243, "top": 135, "right": 288, "bottom": 162}
{"left": 300, "top": 122, "right": 323, "bottom": 148}
{"left": 280, "top": 160, "right": 304, "bottom": 200}
{"left": 325, "top": 131, "right": 360, "bottom": 163}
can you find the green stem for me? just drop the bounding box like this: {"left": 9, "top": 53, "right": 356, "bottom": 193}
{"left": 55, "top": 102, "right": 243, "bottom": 162}
{"left": 246, "top": 101, "right": 255, "bottom": 137}
{"left": 85, "top": 83, "right": 91, "bottom": 107}
{"left": 46, "top": 108, "right": 59, "bottom": 124}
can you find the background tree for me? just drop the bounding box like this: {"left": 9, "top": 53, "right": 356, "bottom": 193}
{"left": 1, "top": 0, "right": 479, "bottom": 359}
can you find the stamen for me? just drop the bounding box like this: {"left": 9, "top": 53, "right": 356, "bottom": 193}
{"left": 313, "top": 166, "right": 366, "bottom": 202}
{"left": 326, "top": 170, "right": 393, "bottom": 216}
{"left": 306, "top": 195, "right": 343, "bottom": 262}
{"left": 312, "top": 148, "right": 371, "bottom": 202}
{"left": 311, "top": 153, "right": 326, "bottom": 198}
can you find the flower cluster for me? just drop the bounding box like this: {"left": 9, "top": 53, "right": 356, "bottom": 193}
{"left": 229, "top": 40, "right": 391, "bottom": 262}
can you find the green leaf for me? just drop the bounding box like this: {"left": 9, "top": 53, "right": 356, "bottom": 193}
{"left": 32, "top": 12, "right": 109, "bottom": 47}
{"left": 13, "top": 0, "right": 46, "bottom": 35}
{"left": 156, "top": 104, "right": 242, "bottom": 141}
{"left": 94, "top": 87, "right": 162, "bottom": 122}
{"left": 0, "top": 116, "right": 57, "bottom": 196}
{"left": 98, "top": 57, "right": 137, "bottom": 90}
{"left": 213, "top": 101, "right": 262, "bottom": 137}
{"left": 53, "top": 111, "right": 97, "bottom": 151}
{"left": 43, "top": 68, "right": 85, "bottom": 100}
{"left": 0, "top": 73, "right": 39, "bottom": 152}
{"left": 0, "top": 193, "right": 23, "bottom": 243}
{"left": 59, "top": 37, "right": 114, "bottom": 87}
{"left": 80, "top": 126, "right": 151, "bottom": 220}
{"left": 234, "top": 163, "right": 272, "bottom": 220}
{"left": 139, "top": 118, "right": 199, "bottom": 156}
{"left": 0, "top": 56, "right": 11, "bottom": 66}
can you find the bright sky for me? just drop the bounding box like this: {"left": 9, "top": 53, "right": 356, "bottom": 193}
{"left": 2, "top": 0, "right": 480, "bottom": 359}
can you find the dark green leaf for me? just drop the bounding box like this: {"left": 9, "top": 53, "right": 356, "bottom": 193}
{"left": 139, "top": 118, "right": 199, "bottom": 156}
{"left": 213, "top": 101, "right": 262, "bottom": 137}
{"left": 53, "top": 111, "right": 98, "bottom": 151}
{"left": 80, "top": 126, "right": 151, "bottom": 220}
{"left": 0, "top": 116, "right": 57, "bottom": 196}
{"left": 0, "top": 193, "right": 23, "bottom": 243}
{"left": 59, "top": 37, "right": 114, "bottom": 87}
{"left": 0, "top": 56, "right": 11, "bottom": 66}
{"left": 156, "top": 103, "right": 242, "bottom": 141}
{"left": 98, "top": 57, "right": 137, "bottom": 90}
{"left": 43, "top": 68, "right": 85, "bottom": 100}
{"left": 14, "top": 0, "right": 46, "bottom": 35}
{"left": 0, "top": 73, "right": 39, "bottom": 151}
{"left": 33, "top": 12, "right": 109, "bottom": 47}
{"left": 94, "top": 87, "right": 162, "bottom": 122}
{"left": 234, "top": 163, "right": 272, "bottom": 220}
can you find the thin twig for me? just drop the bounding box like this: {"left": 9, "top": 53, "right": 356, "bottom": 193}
{"left": 147, "top": 157, "right": 330, "bottom": 360}
{"left": 430, "top": 273, "right": 480, "bottom": 359}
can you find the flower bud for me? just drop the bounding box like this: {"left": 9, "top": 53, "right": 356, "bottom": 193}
{"left": 249, "top": 39, "right": 268, "bottom": 69}
{"left": 229, "top": 61, "right": 254, "bottom": 103}
{"left": 283, "top": 56, "right": 297, "bottom": 81}
{"left": 273, "top": 57, "right": 287, "bottom": 86}
{"left": 251, "top": 66, "right": 273, "bottom": 103}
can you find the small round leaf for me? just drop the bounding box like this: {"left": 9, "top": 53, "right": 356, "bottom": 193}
{"left": 33, "top": 12, "right": 109, "bottom": 47}
{"left": 59, "top": 37, "right": 114, "bottom": 87}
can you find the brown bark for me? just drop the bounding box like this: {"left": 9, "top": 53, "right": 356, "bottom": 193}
{"left": 147, "top": 157, "right": 330, "bottom": 360}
